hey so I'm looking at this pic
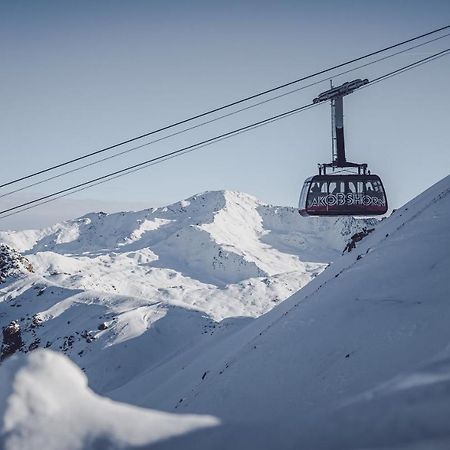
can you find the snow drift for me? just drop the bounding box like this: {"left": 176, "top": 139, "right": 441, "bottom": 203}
{"left": 0, "top": 350, "right": 218, "bottom": 450}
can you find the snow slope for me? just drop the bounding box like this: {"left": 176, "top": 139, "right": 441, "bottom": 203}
{"left": 0, "top": 350, "right": 217, "bottom": 450}
{"left": 0, "top": 191, "right": 373, "bottom": 393}
{"left": 105, "top": 176, "right": 450, "bottom": 449}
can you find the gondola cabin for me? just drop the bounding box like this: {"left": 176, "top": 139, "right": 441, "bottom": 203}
{"left": 299, "top": 174, "right": 388, "bottom": 216}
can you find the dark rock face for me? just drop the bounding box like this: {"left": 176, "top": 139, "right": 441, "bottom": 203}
{"left": 1, "top": 320, "right": 24, "bottom": 361}
{"left": 0, "top": 244, "right": 34, "bottom": 283}
{"left": 343, "top": 227, "right": 375, "bottom": 253}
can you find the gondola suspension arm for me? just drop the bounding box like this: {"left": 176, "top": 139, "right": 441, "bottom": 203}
{"left": 313, "top": 79, "right": 369, "bottom": 175}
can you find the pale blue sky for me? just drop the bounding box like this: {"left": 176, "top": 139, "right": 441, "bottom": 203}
{"left": 1, "top": 0, "right": 449, "bottom": 229}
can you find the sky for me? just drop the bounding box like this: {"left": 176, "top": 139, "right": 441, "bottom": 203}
{"left": 0, "top": 0, "right": 449, "bottom": 230}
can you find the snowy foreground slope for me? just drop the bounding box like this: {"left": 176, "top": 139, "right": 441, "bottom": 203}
{"left": 111, "top": 176, "right": 450, "bottom": 449}
{"left": 0, "top": 191, "right": 372, "bottom": 393}
{"left": 0, "top": 350, "right": 217, "bottom": 450}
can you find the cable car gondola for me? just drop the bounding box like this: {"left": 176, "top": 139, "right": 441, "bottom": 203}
{"left": 299, "top": 173, "right": 387, "bottom": 216}
{"left": 299, "top": 79, "right": 388, "bottom": 217}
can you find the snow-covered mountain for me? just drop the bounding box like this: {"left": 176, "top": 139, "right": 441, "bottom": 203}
{"left": 1, "top": 174, "right": 447, "bottom": 449}
{"left": 0, "top": 190, "right": 372, "bottom": 291}
{"left": 0, "top": 191, "right": 373, "bottom": 395}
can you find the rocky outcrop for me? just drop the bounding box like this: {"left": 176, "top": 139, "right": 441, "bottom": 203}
{"left": 1, "top": 321, "right": 24, "bottom": 361}
{"left": 0, "top": 243, "right": 34, "bottom": 283}
{"left": 343, "top": 227, "right": 375, "bottom": 253}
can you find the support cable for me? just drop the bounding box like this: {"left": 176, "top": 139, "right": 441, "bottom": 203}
{"left": 1, "top": 45, "right": 449, "bottom": 220}
{"left": 2, "top": 30, "right": 450, "bottom": 200}
{"left": 1, "top": 24, "right": 449, "bottom": 190}
{"left": 0, "top": 103, "right": 317, "bottom": 217}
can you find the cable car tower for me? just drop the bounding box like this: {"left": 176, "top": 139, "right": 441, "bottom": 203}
{"left": 299, "top": 79, "right": 388, "bottom": 216}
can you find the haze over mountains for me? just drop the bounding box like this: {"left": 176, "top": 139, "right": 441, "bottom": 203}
{"left": 1, "top": 179, "right": 449, "bottom": 449}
